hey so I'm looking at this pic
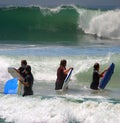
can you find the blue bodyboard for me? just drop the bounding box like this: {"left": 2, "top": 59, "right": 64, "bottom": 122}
{"left": 4, "top": 78, "right": 18, "bottom": 94}
{"left": 62, "top": 68, "right": 73, "bottom": 91}
{"left": 99, "top": 63, "right": 115, "bottom": 89}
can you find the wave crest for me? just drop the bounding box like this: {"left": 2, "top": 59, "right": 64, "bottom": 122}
{"left": 83, "top": 9, "right": 120, "bottom": 39}
{"left": 0, "top": 5, "right": 120, "bottom": 40}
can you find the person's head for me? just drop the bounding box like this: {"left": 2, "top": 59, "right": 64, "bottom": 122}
{"left": 24, "top": 65, "right": 31, "bottom": 74}
{"left": 60, "top": 59, "right": 67, "bottom": 67}
{"left": 21, "top": 60, "right": 27, "bottom": 68}
{"left": 94, "top": 62, "right": 100, "bottom": 71}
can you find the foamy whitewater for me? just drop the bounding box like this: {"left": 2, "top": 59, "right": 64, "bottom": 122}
{"left": 0, "top": 1, "right": 120, "bottom": 123}
{"left": 0, "top": 44, "right": 120, "bottom": 123}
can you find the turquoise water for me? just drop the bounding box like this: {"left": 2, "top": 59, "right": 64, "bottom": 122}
{"left": 0, "top": 3, "right": 120, "bottom": 123}
{"left": 0, "top": 5, "right": 120, "bottom": 42}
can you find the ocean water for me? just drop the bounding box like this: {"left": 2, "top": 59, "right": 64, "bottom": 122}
{"left": 0, "top": 2, "right": 120, "bottom": 123}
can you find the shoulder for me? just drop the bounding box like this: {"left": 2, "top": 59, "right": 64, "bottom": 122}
{"left": 58, "top": 66, "right": 65, "bottom": 71}
{"left": 27, "top": 73, "right": 33, "bottom": 78}
{"left": 27, "top": 73, "right": 34, "bottom": 80}
{"left": 93, "top": 70, "right": 99, "bottom": 75}
{"left": 58, "top": 66, "right": 62, "bottom": 70}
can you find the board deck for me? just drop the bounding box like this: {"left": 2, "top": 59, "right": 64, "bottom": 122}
{"left": 4, "top": 78, "right": 23, "bottom": 95}
{"left": 4, "top": 78, "right": 18, "bottom": 94}
{"left": 5, "top": 67, "right": 24, "bottom": 95}
{"left": 62, "top": 68, "right": 73, "bottom": 91}
{"left": 8, "top": 67, "right": 24, "bottom": 81}
{"left": 99, "top": 63, "right": 115, "bottom": 89}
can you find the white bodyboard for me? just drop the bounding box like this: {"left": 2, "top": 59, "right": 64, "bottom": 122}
{"left": 8, "top": 67, "right": 24, "bottom": 81}
{"left": 62, "top": 68, "right": 73, "bottom": 91}
{"left": 8, "top": 67, "right": 24, "bottom": 95}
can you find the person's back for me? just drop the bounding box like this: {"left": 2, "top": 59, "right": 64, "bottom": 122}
{"left": 90, "top": 63, "right": 100, "bottom": 90}
{"left": 22, "top": 65, "right": 34, "bottom": 96}
{"left": 90, "top": 62, "right": 107, "bottom": 90}
{"left": 55, "top": 59, "right": 73, "bottom": 90}
{"left": 55, "top": 66, "right": 67, "bottom": 90}
{"left": 90, "top": 70, "right": 100, "bottom": 90}
{"left": 23, "top": 72, "right": 34, "bottom": 96}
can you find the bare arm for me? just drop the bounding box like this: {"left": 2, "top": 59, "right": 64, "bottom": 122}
{"left": 20, "top": 81, "right": 29, "bottom": 87}
{"left": 14, "top": 67, "right": 20, "bottom": 73}
{"left": 63, "top": 67, "right": 73, "bottom": 74}
{"left": 100, "top": 68, "right": 109, "bottom": 77}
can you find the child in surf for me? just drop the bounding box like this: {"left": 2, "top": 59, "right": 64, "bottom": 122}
{"left": 90, "top": 62, "right": 108, "bottom": 90}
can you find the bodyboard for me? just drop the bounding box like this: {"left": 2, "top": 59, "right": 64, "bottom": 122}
{"left": 8, "top": 67, "right": 24, "bottom": 81}
{"left": 4, "top": 78, "right": 18, "bottom": 94}
{"left": 4, "top": 78, "right": 23, "bottom": 95}
{"left": 62, "top": 68, "right": 73, "bottom": 91}
{"left": 17, "top": 80, "right": 23, "bottom": 95}
{"left": 99, "top": 63, "right": 115, "bottom": 89}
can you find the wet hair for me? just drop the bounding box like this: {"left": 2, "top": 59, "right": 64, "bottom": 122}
{"left": 60, "top": 59, "right": 67, "bottom": 67}
{"left": 25, "top": 65, "right": 31, "bottom": 73}
{"left": 21, "top": 60, "right": 27, "bottom": 65}
{"left": 94, "top": 63, "right": 100, "bottom": 70}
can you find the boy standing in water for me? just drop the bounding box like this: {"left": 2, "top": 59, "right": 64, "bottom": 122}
{"left": 55, "top": 59, "right": 73, "bottom": 90}
{"left": 20, "top": 65, "right": 34, "bottom": 96}
{"left": 90, "top": 63, "right": 108, "bottom": 90}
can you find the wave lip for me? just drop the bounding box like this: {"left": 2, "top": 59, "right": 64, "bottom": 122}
{"left": 84, "top": 9, "right": 120, "bottom": 39}
{"left": 0, "top": 5, "right": 120, "bottom": 41}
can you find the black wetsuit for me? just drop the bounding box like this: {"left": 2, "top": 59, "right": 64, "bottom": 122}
{"left": 90, "top": 70, "right": 100, "bottom": 90}
{"left": 23, "top": 73, "right": 34, "bottom": 96}
{"left": 18, "top": 67, "right": 26, "bottom": 78}
{"left": 55, "top": 66, "right": 67, "bottom": 90}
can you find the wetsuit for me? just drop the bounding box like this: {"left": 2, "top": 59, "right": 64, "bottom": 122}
{"left": 90, "top": 70, "right": 100, "bottom": 90}
{"left": 23, "top": 73, "right": 34, "bottom": 96}
{"left": 55, "top": 66, "right": 67, "bottom": 90}
{"left": 18, "top": 67, "right": 26, "bottom": 78}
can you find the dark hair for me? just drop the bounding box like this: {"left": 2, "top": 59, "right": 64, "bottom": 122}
{"left": 21, "top": 60, "right": 27, "bottom": 65}
{"left": 94, "top": 63, "right": 100, "bottom": 70}
{"left": 60, "top": 59, "right": 67, "bottom": 67}
{"left": 25, "top": 65, "right": 31, "bottom": 73}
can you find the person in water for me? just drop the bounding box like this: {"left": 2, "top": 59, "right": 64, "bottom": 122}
{"left": 55, "top": 59, "right": 73, "bottom": 90}
{"left": 20, "top": 65, "right": 34, "bottom": 96}
{"left": 90, "top": 62, "right": 108, "bottom": 90}
{"left": 18, "top": 60, "right": 27, "bottom": 78}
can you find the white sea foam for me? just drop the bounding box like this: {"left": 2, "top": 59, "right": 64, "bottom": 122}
{"left": 0, "top": 94, "right": 120, "bottom": 123}
{"left": 0, "top": 53, "right": 110, "bottom": 84}
{"left": 0, "top": 45, "right": 119, "bottom": 123}
{"left": 78, "top": 8, "right": 120, "bottom": 39}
